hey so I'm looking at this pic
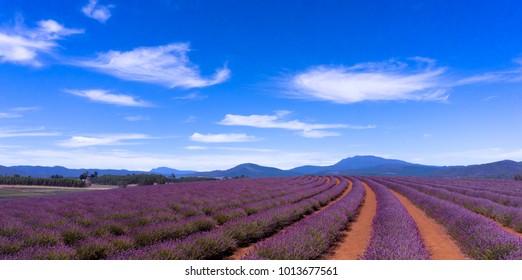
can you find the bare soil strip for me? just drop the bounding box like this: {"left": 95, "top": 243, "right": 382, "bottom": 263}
{"left": 390, "top": 189, "right": 467, "bottom": 260}
{"left": 227, "top": 178, "right": 352, "bottom": 260}
{"left": 324, "top": 181, "right": 376, "bottom": 260}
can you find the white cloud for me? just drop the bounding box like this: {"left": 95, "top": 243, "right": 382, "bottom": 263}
{"left": 58, "top": 134, "right": 150, "bottom": 148}
{"left": 82, "top": 0, "right": 113, "bottom": 23}
{"left": 185, "top": 146, "right": 277, "bottom": 152}
{"left": 298, "top": 130, "right": 341, "bottom": 138}
{"left": 11, "top": 106, "right": 40, "bottom": 112}
{"left": 190, "top": 132, "right": 258, "bottom": 143}
{"left": 283, "top": 58, "right": 448, "bottom": 103}
{"left": 0, "top": 112, "right": 22, "bottom": 118}
{"left": 184, "top": 145, "right": 209, "bottom": 150}
{"left": 66, "top": 89, "right": 152, "bottom": 107}
{"left": 173, "top": 92, "right": 207, "bottom": 100}
{"left": 78, "top": 43, "right": 230, "bottom": 88}
{"left": 218, "top": 111, "right": 374, "bottom": 138}
{"left": 0, "top": 147, "right": 339, "bottom": 171}
{"left": 0, "top": 126, "right": 60, "bottom": 138}
{"left": 124, "top": 115, "right": 150, "bottom": 121}
{"left": 0, "top": 18, "right": 83, "bottom": 66}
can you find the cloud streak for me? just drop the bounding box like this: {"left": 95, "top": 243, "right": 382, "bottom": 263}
{"left": 0, "top": 126, "right": 60, "bottom": 138}
{"left": 77, "top": 43, "right": 230, "bottom": 88}
{"left": 0, "top": 18, "right": 83, "bottom": 66}
{"left": 58, "top": 134, "right": 150, "bottom": 147}
{"left": 0, "top": 112, "right": 22, "bottom": 118}
{"left": 219, "top": 111, "right": 374, "bottom": 138}
{"left": 82, "top": 0, "right": 113, "bottom": 23}
{"left": 66, "top": 89, "right": 152, "bottom": 107}
{"left": 285, "top": 58, "right": 448, "bottom": 104}
{"left": 190, "top": 132, "right": 258, "bottom": 143}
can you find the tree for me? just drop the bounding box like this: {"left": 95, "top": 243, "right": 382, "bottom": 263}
{"left": 89, "top": 171, "right": 98, "bottom": 179}
{"left": 515, "top": 174, "right": 522, "bottom": 181}
{"left": 79, "top": 171, "right": 89, "bottom": 180}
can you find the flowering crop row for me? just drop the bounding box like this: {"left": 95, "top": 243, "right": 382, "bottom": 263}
{"left": 108, "top": 177, "right": 349, "bottom": 259}
{"left": 243, "top": 177, "right": 364, "bottom": 259}
{"left": 392, "top": 177, "right": 522, "bottom": 208}
{"left": 371, "top": 177, "right": 522, "bottom": 259}
{"left": 361, "top": 179, "right": 430, "bottom": 260}
{"left": 1, "top": 176, "right": 337, "bottom": 259}
{"left": 398, "top": 177, "right": 522, "bottom": 198}
{"left": 381, "top": 177, "right": 522, "bottom": 232}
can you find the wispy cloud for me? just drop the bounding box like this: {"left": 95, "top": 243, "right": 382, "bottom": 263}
{"left": 184, "top": 116, "right": 198, "bottom": 123}
{"left": 297, "top": 130, "right": 341, "bottom": 138}
{"left": 0, "top": 126, "right": 60, "bottom": 138}
{"left": 124, "top": 115, "right": 150, "bottom": 121}
{"left": 184, "top": 145, "right": 209, "bottom": 150}
{"left": 184, "top": 146, "right": 277, "bottom": 152}
{"left": 58, "top": 134, "right": 150, "bottom": 147}
{"left": 11, "top": 106, "right": 40, "bottom": 112}
{"left": 284, "top": 58, "right": 448, "bottom": 104}
{"left": 218, "top": 111, "right": 374, "bottom": 138}
{"left": 0, "top": 147, "right": 339, "bottom": 171}
{"left": 173, "top": 92, "right": 208, "bottom": 100}
{"left": 190, "top": 132, "right": 258, "bottom": 143}
{"left": 453, "top": 58, "right": 522, "bottom": 86}
{"left": 482, "top": 95, "right": 498, "bottom": 102}
{"left": 0, "top": 17, "right": 83, "bottom": 66}
{"left": 0, "top": 112, "right": 22, "bottom": 118}
{"left": 82, "top": 0, "right": 113, "bottom": 23}
{"left": 66, "top": 89, "right": 152, "bottom": 107}
{"left": 77, "top": 43, "right": 230, "bottom": 88}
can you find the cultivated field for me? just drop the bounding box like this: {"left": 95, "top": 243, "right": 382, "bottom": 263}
{"left": 0, "top": 176, "right": 521, "bottom": 260}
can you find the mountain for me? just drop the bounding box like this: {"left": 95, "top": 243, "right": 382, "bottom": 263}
{"left": 289, "top": 155, "right": 433, "bottom": 176}
{"left": 431, "top": 160, "right": 522, "bottom": 179}
{"left": 188, "top": 163, "right": 298, "bottom": 178}
{"left": 1, "top": 156, "right": 521, "bottom": 179}
{"left": 0, "top": 165, "right": 22, "bottom": 176}
{"left": 149, "top": 167, "right": 197, "bottom": 176}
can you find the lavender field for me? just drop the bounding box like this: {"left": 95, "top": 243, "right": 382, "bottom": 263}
{"left": 1, "top": 175, "right": 521, "bottom": 260}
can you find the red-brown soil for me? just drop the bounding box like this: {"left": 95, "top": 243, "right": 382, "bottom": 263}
{"left": 390, "top": 189, "right": 467, "bottom": 260}
{"left": 325, "top": 181, "right": 377, "bottom": 260}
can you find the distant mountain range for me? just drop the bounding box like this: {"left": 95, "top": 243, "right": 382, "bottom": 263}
{"left": 1, "top": 156, "right": 522, "bottom": 179}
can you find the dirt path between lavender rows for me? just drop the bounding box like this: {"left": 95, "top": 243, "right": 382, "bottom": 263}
{"left": 324, "top": 181, "right": 377, "bottom": 260}
{"left": 227, "top": 177, "right": 351, "bottom": 260}
{"left": 390, "top": 189, "right": 467, "bottom": 260}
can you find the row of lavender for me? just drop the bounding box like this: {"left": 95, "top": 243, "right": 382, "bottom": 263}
{"left": 403, "top": 179, "right": 522, "bottom": 208}
{"left": 243, "top": 178, "right": 364, "bottom": 259}
{"left": 370, "top": 177, "right": 522, "bottom": 259}
{"left": 361, "top": 179, "right": 430, "bottom": 259}
{"left": 383, "top": 177, "right": 522, "bottom": 232}
{"left": 109, "top": 177, "right": 350, "bottom": 259}
{"left": 399, "top": 177, "right": 522, "bottom": 198}
{"left": 0, "top": 176, "right": 338, "bottom": 259}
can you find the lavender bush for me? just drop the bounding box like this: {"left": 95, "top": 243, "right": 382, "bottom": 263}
{"left": 361, "top": 179, "right": 430, "bottom": 260}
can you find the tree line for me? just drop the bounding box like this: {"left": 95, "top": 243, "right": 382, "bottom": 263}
{"left": 0, "top": 175, "right": 86, "bottom": 188}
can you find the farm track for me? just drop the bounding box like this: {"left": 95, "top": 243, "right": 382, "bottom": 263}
{"left": 324, "top": 181, "right": 376, "bottom": 260}
{"left": 227, "top": 177, "right": 350, "bottom": 260}
{"left": 389, "top": 189, "right": 467, "bottom": 260}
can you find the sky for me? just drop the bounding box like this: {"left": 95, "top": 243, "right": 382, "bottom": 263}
{"left": 1, "top": 0, "right": 522, "bottom": 171}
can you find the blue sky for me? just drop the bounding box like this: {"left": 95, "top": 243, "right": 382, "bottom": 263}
{"left": 1, "top": 0, "right": 521, "bottom": 171}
